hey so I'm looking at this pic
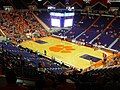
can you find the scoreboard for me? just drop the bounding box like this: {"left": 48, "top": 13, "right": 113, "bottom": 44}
{"left": 50, "top": 12, "right": 75, "bottom": 28}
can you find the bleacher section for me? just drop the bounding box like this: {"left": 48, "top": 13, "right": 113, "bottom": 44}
{"left": 65, "top": 15, "right": 98, "bottom": 40}
{"left": 70, "top": 65, "right": 120, "bottom": 90}
{"left": 0, "top": 42, "right": 67, "bottom": 76}
{"left": 0, "top": 11, "right": 48, "bottom": 43}
{"left": 76, "top": 16, "right": 112, "bottom": 43}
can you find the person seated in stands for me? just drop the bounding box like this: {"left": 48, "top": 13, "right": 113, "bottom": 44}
{"left": 0, "top": 69, "right": 28, "bottom": 90}
{"left": 37, "top": 62, "right": 46, "bottom": 73}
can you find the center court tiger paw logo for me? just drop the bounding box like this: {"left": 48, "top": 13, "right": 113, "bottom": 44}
{"left": 49, "top": 45, "right": 75, "bottom": 53}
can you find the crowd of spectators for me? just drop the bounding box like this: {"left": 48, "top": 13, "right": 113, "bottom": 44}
{"left": 0, "top": 10, "right": 48, "bottom": 43}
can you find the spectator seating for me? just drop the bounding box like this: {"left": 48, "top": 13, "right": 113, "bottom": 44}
{"left": 0, "top": 42, "right": 68, "bottom": 77}
{"left": 0, "top": 11, "right": 48, "bottom": 43}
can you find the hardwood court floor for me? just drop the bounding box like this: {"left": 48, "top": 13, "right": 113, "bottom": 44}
{"left": 20, "top": 36, "right": 108, "bottom": 69}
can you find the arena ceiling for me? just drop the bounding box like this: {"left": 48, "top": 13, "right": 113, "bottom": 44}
{"left": 0, "top": 0, "right": 120, "bottom": 9}
{"left": 0, "top": 0, "right": 108, "bottom": 5}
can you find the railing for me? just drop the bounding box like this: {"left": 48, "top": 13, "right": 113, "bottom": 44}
{"left": 0, "top": 29, "right": 6, "bottom": 37}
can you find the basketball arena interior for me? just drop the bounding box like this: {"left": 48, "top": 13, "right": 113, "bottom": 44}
{"left": 0, "top": 0, "right": 120, "bottom": 90}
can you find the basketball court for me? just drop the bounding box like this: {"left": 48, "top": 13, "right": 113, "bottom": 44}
{"left": 20, "top": 36, "right": 108, "bottom": 70}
